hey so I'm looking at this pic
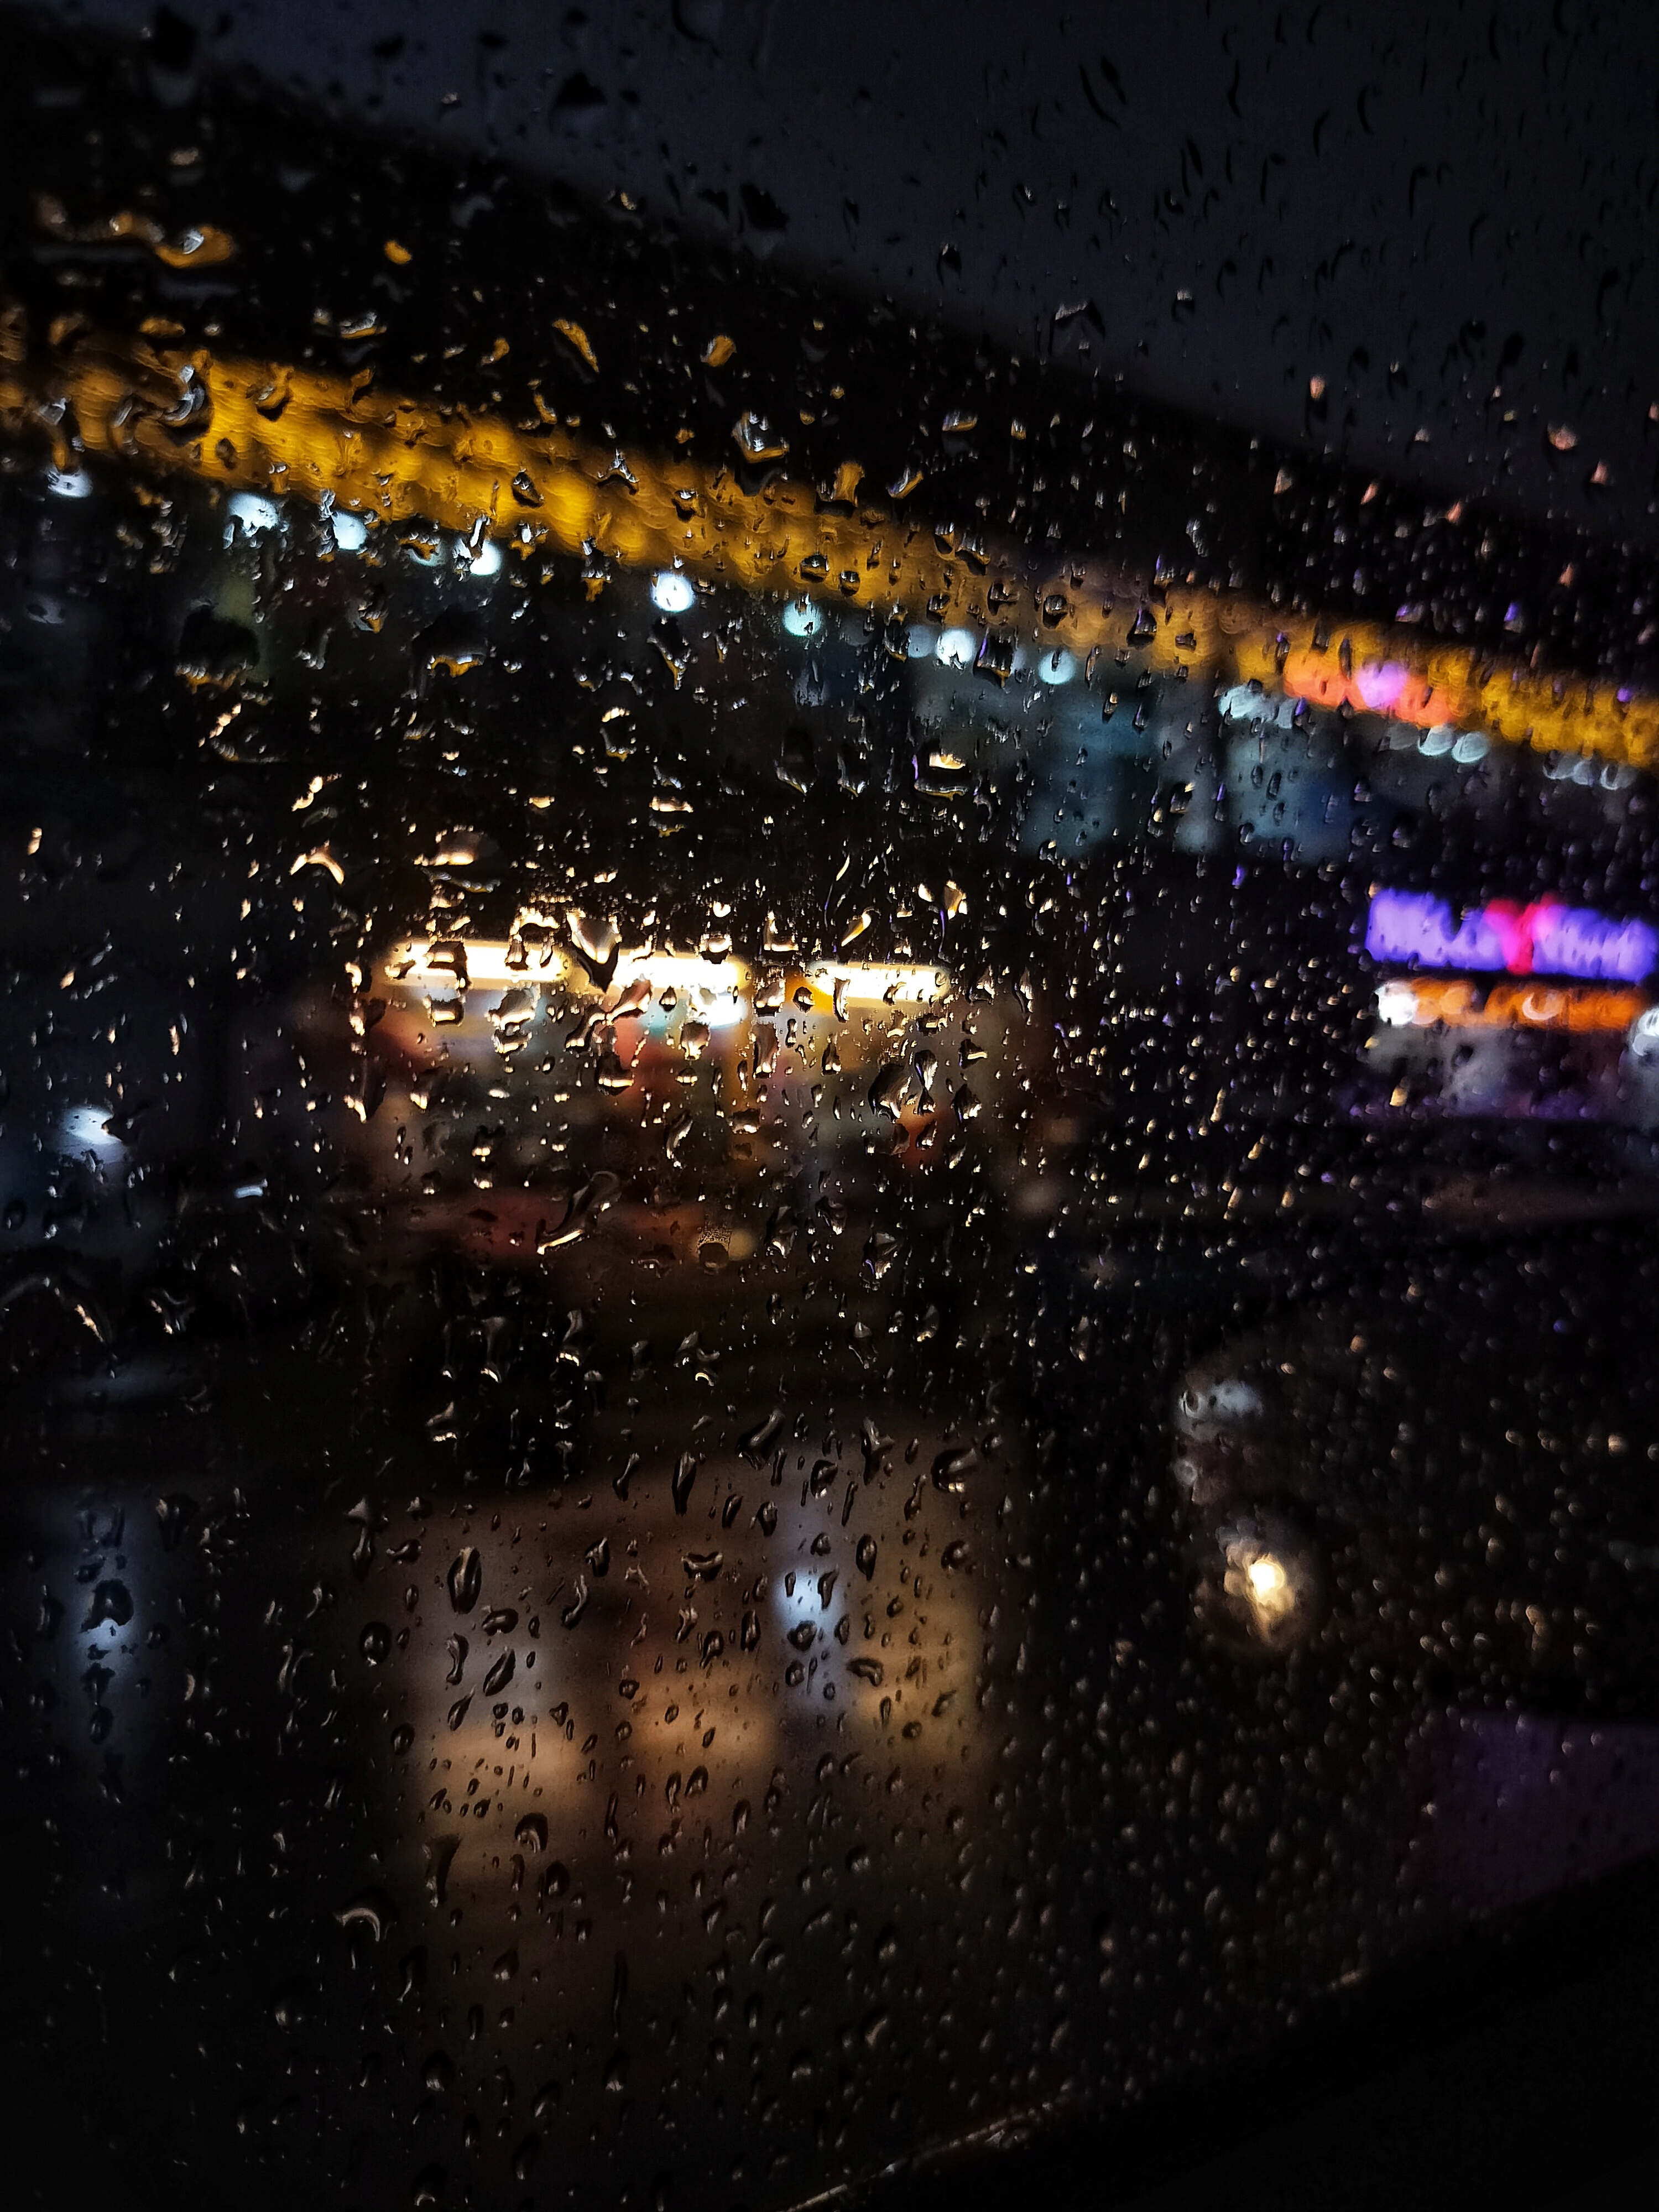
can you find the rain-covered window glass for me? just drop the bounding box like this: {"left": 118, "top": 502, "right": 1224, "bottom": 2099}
{"left": 5, "top": 7, "right": 1659, "bottom": 2208}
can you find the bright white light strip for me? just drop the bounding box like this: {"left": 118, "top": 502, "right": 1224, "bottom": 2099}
{"left": 383, "top": 944, "right": 956, "bottom": 1024}
{"left": 622, "top": 954, "right": 750, "bottom": 1026}
{"left": 383, "top": 941, "right": 570, "bottom": 990}
{"left": 382, "top": 942, "right": 750, "bottom": 1018}
{"left": 617, "top": 953, "right": 752, "bottom": 995}
{"left": 800, "top": 962, "right": 951, "bottom": 1005}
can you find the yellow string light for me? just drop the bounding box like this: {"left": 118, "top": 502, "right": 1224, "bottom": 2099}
{"left": 3, "top": 307, "right": 1652, "bottom": 770}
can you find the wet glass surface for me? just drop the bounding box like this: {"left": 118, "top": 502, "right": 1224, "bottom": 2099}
{"left": 4, "top": 16, "right": 1659, "bottom": 2208}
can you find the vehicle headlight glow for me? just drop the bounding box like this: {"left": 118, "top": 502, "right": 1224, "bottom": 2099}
{"left": 1191, "top": 1510, "right": 1326, "bottom": 1658}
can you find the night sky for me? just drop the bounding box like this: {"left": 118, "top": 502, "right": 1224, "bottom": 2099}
{"left": 33, "top": 1, "right": 1659, "bottom": 546}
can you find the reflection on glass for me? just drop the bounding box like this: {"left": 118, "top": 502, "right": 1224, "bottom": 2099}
{"left": 4, "top": 22, "right": 1659, "bottom": 2209}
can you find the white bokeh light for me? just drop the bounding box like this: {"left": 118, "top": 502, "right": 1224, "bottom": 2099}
{"left": 651, "top": 568, "right": 697, "bottom": 614}
{"left": 59, "top": 1105, "right": 125, "bottom": 1158}
{"left": 226, "top": 492, "right": 280, "bottom": 538}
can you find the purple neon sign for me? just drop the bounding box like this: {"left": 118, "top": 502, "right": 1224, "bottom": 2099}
{"left": 1365, "top": 889, "right": 1657, "bottom": 983}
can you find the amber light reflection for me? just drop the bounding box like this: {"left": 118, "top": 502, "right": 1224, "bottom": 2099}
{"left": 354, "top": 1449, "right": 997, "bottom": 1926}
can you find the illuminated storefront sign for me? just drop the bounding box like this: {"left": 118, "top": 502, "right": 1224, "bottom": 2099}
{"left": 1374, "top": 977, "right": 1648, "bottom": 1032}
{"left": 1365, "top": 889, "right": 1657, "bottom": 982}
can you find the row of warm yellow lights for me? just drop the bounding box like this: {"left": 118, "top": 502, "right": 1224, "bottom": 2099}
{"left": 2, "top": 312, "right": 1653, "bottom": 768}
{"left": 382, "top": 939, "right": 952, "bottom": 1008}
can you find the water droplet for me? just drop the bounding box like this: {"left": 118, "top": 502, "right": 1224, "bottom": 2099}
{"left": 446, "top": 1547, "right": 482, "bottom": 1613}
